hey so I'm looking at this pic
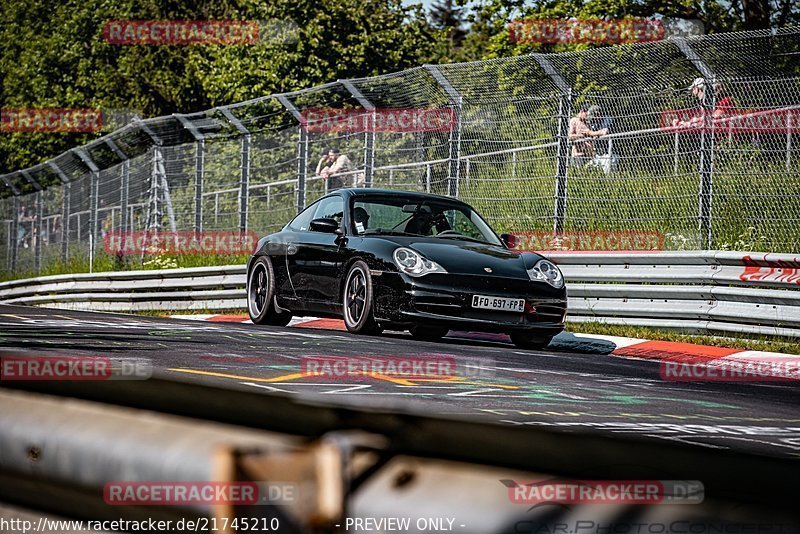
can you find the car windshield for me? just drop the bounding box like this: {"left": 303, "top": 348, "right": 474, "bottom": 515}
{"left": 351, "top": 196, "right": 502, "bottom": 246}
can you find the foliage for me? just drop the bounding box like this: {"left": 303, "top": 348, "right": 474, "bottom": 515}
{"left": 454, "top": 0, "right": 800, "bottom": 62}
{"left": 0, "top": 0, "right": 445, "bottom": 174}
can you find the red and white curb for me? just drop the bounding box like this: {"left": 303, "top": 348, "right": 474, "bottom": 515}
{"left": 168, "top": 314, "right": 799, "bottom": 382}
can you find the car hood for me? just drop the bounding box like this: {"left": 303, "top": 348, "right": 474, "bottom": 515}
{"left": 375, "top": 236, "right": 539, "bottom": 278}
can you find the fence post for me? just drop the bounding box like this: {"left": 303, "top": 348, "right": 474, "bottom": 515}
{"left": 195, "top": 140, "right": 204, "bottom": 235}
{"left": 174, "top": 115, "right": 205, "bottom": 236}
{"left": 240, "top": 133, "right": 250, "bottom": 232}
{"left": 10, "top": 195, "right": 19, "bottom": 272}
{"left": 219, "top": 108, "right": 250, "bottom": 233}
{"left": 674, "top": 38, "right": 716, "bottom": 249}
{"left": 342, "top": 80, "right": 375, "bottom": 188}
{"left": 698, "top": 82, "right": 716, "bottom": 249}
{"left": 277, "top": 95, "right": 308, "bottom": 212}
{"left": 61, "top": 182, "right": 71, "bottom": 261}
{"left": 34, "top": 189, "right": 43, "bottom": 273}
{"left": 21, "top": 172, "right": 44, "bottom": 270}
{"left": 48, "top": 162, "right": 71, "bottom": 262}
{"left": 533, "top": 54, "right": 572, "bottom": 236}
{"left": 425, "top": 65, "right": 462, "bottom": 197}
{"left": 74, "top": 149, "right": 101, "bottom": 256}
{"left": 120, "top": 160, "right": 130, "bottom": 233}
{"left": 787, "top": 112, "right": 793, "bottom": 171}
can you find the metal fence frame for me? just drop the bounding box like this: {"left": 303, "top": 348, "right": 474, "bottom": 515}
{"left": 2, "top": 27, "right": 799, "bottom": 275}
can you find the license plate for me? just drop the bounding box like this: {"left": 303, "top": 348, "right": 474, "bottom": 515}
{"left": 471, "top": 295, "right": 525, "bottom": 312}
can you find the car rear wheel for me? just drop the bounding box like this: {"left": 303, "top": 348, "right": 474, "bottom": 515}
{"left": 248, "top": 257, "right": 292, "bottom": 326}
{"left": 510, "top": 331, "right": 553, "bottom": 350}
{"left": 343, "top": 260, "right": 382, "bottom": 335}
{"left": 409, "top": 325, "right": 449, "bottom": 342}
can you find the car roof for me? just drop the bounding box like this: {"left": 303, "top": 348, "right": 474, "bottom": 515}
{"left": 331, "top": 188, "right": 472, "bottom": 206}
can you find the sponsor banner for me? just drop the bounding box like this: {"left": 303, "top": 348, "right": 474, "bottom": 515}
{"left": 739, "top": 255, "right": 800, "bottom": 285}
{"left": 300, "top": 108, "right": 455, "bottom": 133}
{"left": 660, "top": 108, "right": 800, "bottom": 134}
{"left": 0, "top": 356, "right": 151, "bottom": 381}
{"left": 0, "top": 108, "right": 140, "bottom": 133}
{"left": 103, "top": 481, "right": 297, "bottom": 505}
{"left": 104, "top": 231, "right": 259, "bottom": 256}
{"left": 661, "top": 360, "right": 800, "bottom": 382}
{"left": 506, "top": 479, "right": 704, "bottom": 505}
{"left": 302, "top": 355, "right": 458, "bottom": 380}
{"left": 511, "top": 231, "right": 664, "bottom": 252}
{"left": 104, "top": 20, "right": 261, "bottom": 45}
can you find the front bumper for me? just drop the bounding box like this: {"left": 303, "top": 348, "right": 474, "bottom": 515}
{"left": 373, "top": 272, "right": 567, "bottom": 335}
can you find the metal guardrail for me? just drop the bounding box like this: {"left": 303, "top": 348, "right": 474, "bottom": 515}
{"left": 0, "top": 250, "right": 798, "bottom": 337}
{"left": 4, "top": 375, "right": 799, "bottom": 530}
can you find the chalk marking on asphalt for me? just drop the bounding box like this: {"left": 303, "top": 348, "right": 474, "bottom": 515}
{"left": 239, "top": 382, "right": 292, "bottom": 393}
{"left": 317, "top": 384, "right": 373, "bottom": 394}
{"left": 449, "top": 388, "right": 516, "bottom": 397}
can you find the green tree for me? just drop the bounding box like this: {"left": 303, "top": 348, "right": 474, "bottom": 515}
{"left": 429, "top": 0, "right": 467, "bottom": 53}
{"left": 0, "top": 0, "right": 444, "bottom": 174}
{"left": 455, "top": 0, "right": 799, "bottom": 61}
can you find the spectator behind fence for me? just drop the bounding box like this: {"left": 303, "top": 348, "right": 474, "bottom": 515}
{"left": 319, "top": 148, "right": 352, "bottom": 191}
{"left": 674, "top": 78, "right": 735, "bottom": 128}
{"left": 315, "top": 149, "right": 335, "bottom": 178}
{"left": 568, "top": 105, "right": 608, "bottom": 166}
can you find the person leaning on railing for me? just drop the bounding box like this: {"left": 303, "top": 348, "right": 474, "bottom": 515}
{"left": 318, "top": 148, "right": 353, "bottom": 191}
{"left": 673, "top": 78, "right": 735, "bottom": 128}
{"left": 568, "top": 104, "right": 608, "bottom": 166}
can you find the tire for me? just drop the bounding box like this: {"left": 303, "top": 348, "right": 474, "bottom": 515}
{"left": 510, "top": 331, "right": 553, "bottom": 350}
{"left": 409, "top": 325, "right": 449, "bottom": 342}
{"left": 343, "top": 260, "right": 382, "bottom": 335}
{"left": 247, "top": 256, "right": 293, "bottom": 326}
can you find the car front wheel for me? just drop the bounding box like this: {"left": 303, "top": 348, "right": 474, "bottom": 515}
{"left": 247, "top": 257, "right": 292, "bottom": 326}
{"left": 343, "top": 260, "right": 382, "bottom": 335}
{"left": 510, "top": 331, "right": 553, "bottom": 350}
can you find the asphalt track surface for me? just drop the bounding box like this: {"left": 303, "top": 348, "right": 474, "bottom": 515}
{"left": 1, "top": 304, "right": 799, "bottom": 459}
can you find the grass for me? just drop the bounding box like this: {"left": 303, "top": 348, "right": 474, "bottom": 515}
{"left": 459, "top": 141, "right": 800, "bottom": 252}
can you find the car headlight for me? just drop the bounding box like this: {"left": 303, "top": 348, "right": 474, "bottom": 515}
{"left": 527, "top": 259, "right": 564, "bottom": 288}
{"left": 393, "top": 247, "right": 447, "bottom": 277}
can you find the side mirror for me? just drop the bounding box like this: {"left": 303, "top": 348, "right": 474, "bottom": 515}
{"left": 309, "top": 217, "right": 340, "bottom": 233}
{"left": 500, "top": 233, "right": 517, "bottom": 249}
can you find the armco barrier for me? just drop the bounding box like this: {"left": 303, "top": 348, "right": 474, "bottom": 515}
{"left": 0, "top": 251, "right": 798, "bottom": 337}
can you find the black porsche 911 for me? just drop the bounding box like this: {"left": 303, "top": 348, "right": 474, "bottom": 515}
{"left": 246, "top": 189, "right": 567, "bottom": 349}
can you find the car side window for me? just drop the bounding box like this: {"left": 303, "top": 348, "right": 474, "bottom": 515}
{"left": 286, "top": 201, "right": 319, "bottom": 232}
{"left": 313, "top": 196, "right": 344, "bottom": 225}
